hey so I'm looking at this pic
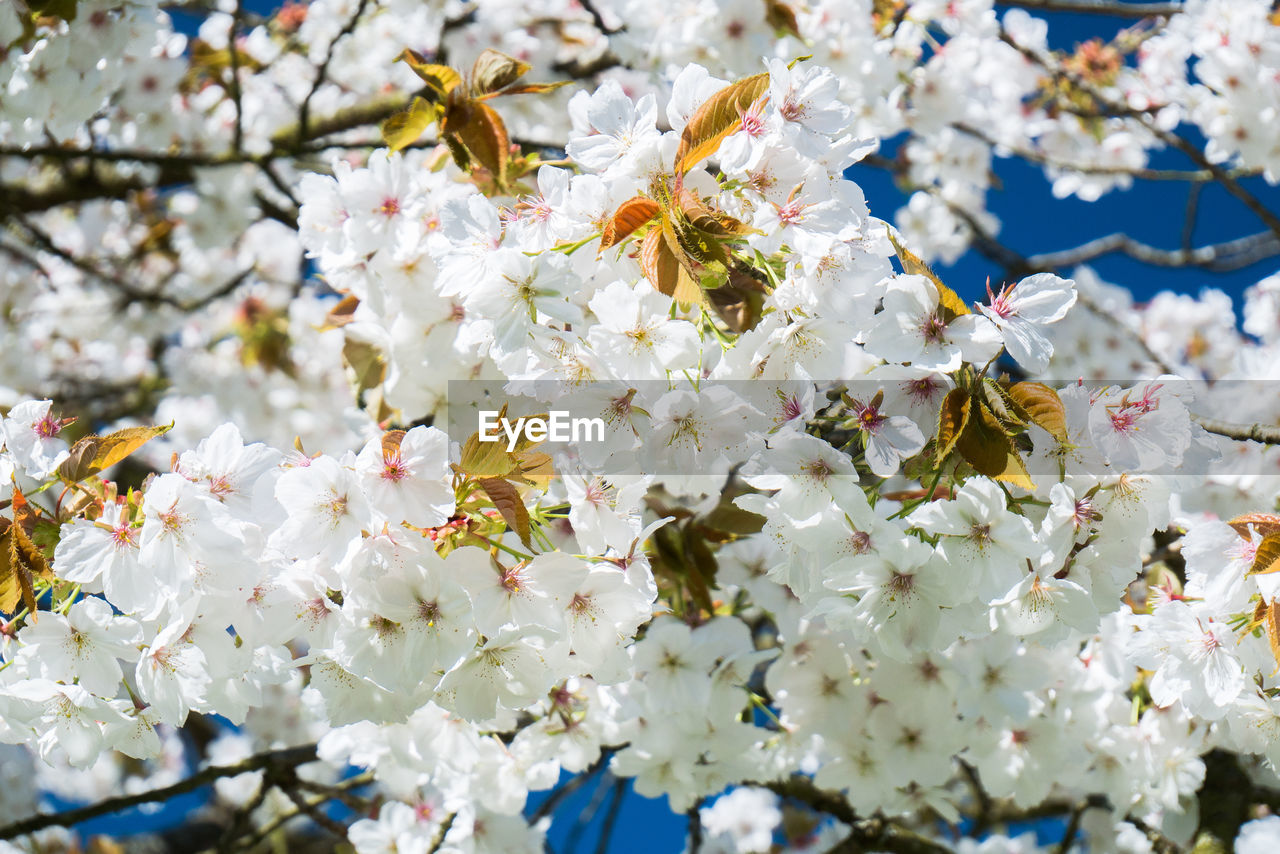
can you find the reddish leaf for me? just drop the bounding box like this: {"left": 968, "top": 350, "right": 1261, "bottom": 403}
{"left": 1228, "top": 513, "right": 1280, "bottom": 541}
{"left": 477, "top": 477, "right": 532, "bottom": 549}
{"left": 323, "top": 294, "right": 360, "bottom": 330}
{"left": 641, "top": 219, "right": 704, "bottom": 307}
{"left": 444, "top": 99, "right": 510, "bottom": 186}
{"left": 675, "top": 73, "right": 770, "bottom": 174}
{"left": 600, "top": 196, "right": 660, "bottom": 250}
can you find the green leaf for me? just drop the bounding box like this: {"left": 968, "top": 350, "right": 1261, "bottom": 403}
{"left": 957, "top": 401, "right": 1020, "bottom": 481}
{"left": 58, "top": 423, "right": 174, "bottom": 484}
{"left": 675, "top": 72, "right": 770, "bottom": 174}
{"left": 478, "top": 477, "right": 532, "bottom": 549}
{"left": 935, "top": 388, "right": 970, "bottom": 466}
{"left": 342, "top": 338, "right": 386, "bottom": 396}
{"left": 459, "top": 432, "right": 517, "bottom": 479}
{"left": 380, "top": 96, "right": 440, "bottom": 152}
{"left": 396, "top": 49, "right": 462, "bottom": 98}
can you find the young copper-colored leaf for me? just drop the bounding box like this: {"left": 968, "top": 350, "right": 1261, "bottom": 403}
{"left": 1265, "top": 599, "right": 1280, "bottom": 673}
{"left": 478, "top": 80, "right": 572, "bottom": 99}
{"left": 1228, "top": 513, "right": 1280, "bottom": 541}
{"left": 640, "top": 220, "right": 705, "bottom": 308}
{"left": 675, "top": 72, "right": 770, "bottom": 174}
{"left": 470, "top": 48, "right": 531, "bottom": 96}
{"left": 706, "top": 275, "right": 765, "bottom": 333}
{"left": 1249, "top": 533, "right": 1280, "bottom": 577}
{"left": 764, "top": 0, "right": 802, "bottom": 36}
{"left": 58, "top": 423, "right": 174, "bottom": 484}
{"left": 444, "top": 99, "right": 510, "bottom": 185}
{"left": 0, "top": 517, "right": 53, "bottom": 618}
{"left": 477, "top": 477, "right": 532, "bottom": 549}
{"left": 396, "top": 49, "right": 462, "bottom": 98}
{"left": 381, "top": 96, "right": 440, "bottom": 152}
{"left": 322, "top": 294, "right": 360, "bottom": 330}
{"left": 887, "top": 232, "right": 970, "bottom": 321}
{"left": 1006, "top": 382, "right": 1069, "bottom": 442}
{"left": 381, "top": 430, "right": 406, "bottom": 460}
{"left": 9, "top": 486, "right": 40, "bottom": 535}
{"left": 935, "top": 388, "right": 971, "bottom": 466}
{"left": 600, "top": 196, "right": 660, "bottom": 250}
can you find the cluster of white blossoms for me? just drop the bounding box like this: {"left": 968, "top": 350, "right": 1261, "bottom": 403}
{"left": 5, "top": 1, "right": 1280, "bottom": 853}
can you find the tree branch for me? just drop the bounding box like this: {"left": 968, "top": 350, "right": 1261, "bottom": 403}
{"left": 753, "top": 776, "right": 955, "bottom": 854}
{"left": 997, "top": 30, "right": 1280, "bottom": 243}
{"left": 1025, "top": 229, "right": 1280, "bottom": 273}
{"left": 995, "top": 0, "right": 1183, "bottom": 17}
{"left": 1192, "top": 415, "right": 1280, "bottom": 446}
{"left": 0, "top": 744, "right": 320, "bottom": 841}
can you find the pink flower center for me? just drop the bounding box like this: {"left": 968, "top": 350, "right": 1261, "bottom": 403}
{"left": 920, "top": 314, "right": 947, "bottom": 344}
{"left": 780, "top": 97, "right": 807, "bottom": 122}
{"left": 381, "top": 453, "right": 409, "bottom": 482}
{"left": 738, "top": 101, "right": 767, "bottom": 137}
{"left": 776, "top": 200, "right": 806, "bottom": 225}
{"left": 378, "top": 197, "right": 400, "bottom": 217}
{"left": 905, "top": 377, "right": 939, "bottom": 403}
{"left": 35, "top": 412, "right": 62, "bottom": 438}
{"left": 111, "top": 524, "right": 138, "bottom": 550}
{"left": 857, "top": 405, "right": 885, "bottom": 433}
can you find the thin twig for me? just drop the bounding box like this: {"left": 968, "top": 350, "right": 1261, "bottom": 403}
{"left": 1180, "top": 182, "right": 1202, "bottom": 252}
{"left": 1055, "top": 800, "right": 1087, "bottom": 854}
{"left": 687, "top": 798, "right": 705, "bottom": 854}
{"left": 296, "top": 0, "right": 373, "bottom": 146}
{"left": 227, "top": 1, "right": 246, "bottom": 154}
{"left": 997, "top": 30, "right": 1280, "bottom": 243}
{"left": 593, "top": 778, "right": 628, "bottom": 854}
{"left": 280, "top": 784, "right": 350, "bottom": 840}
{"left": 0, "top": 744, "right": 319, "bottom": 841}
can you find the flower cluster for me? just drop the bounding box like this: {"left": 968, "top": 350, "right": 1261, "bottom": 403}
{"left": 4, "top": 1, "right": 1280, "bottom": 853}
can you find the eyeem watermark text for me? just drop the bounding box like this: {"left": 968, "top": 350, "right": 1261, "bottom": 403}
{"left": 478, "top": 410, "right": 606, "bottom": 451}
